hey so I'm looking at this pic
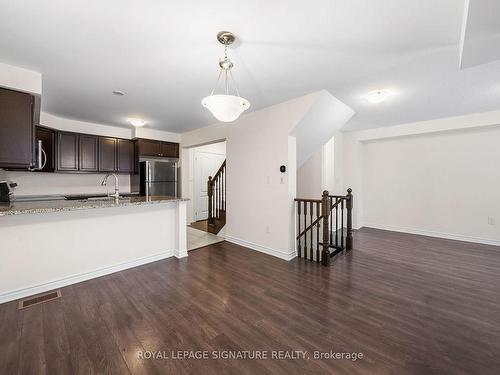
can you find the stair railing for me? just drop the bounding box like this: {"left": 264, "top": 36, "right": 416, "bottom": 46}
{"left": 295, "top": 188, "right": 353, "bottom": 266}
{"left": 207, "top": 160, "right": 226, "bottom": 228}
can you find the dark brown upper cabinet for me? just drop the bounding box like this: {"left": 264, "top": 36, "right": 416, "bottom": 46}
{"left": 160, "top": 142, "right": 179, "bottom": 158}
{"left": 117, "top": 139, "right": 134, "bottom": 173}
{"left": 35, "top": 126, "right": 55, "bottom": 172}
{"left": 0, "top": 87, "right": 36, "bottom": 169}
{"left": 136, "top": 138, "right": 160, "bottom": 157}
{"left": 79, "top": 134, "right": 99, "bottom": 172}
{"left": 136, "top": 138, "right": 179, "bottom": 158}
{"left": 98, "top": 137, "right": 117, "bottom": 172}
{"left": 57, "top": 131, "right": 79, "bottom": 171}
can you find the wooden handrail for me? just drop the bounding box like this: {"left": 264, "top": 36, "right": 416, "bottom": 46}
{"left": 329, "top": 194, "right": 349, "bottom": 199}
{"left": 296, "top": 215, "right": 323, "bottom": 240}
{"left": 329, "top": 198, "right": 344, "bottom": 211}
{"left": 210, "top": 160, "right": 226, "bottom": 185}
{"left": 296, "top": 198, "right": 345, "bottom": 239}
{"left": 294, "top": 198, "right": 322, "bottom": 203}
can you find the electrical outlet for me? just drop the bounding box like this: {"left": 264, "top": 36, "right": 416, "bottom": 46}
{"left": 266, "top": 176, "right": 270, "bottom": 184}
{"left": 266, "top": 226, "right": 270, "bottom": 234}
{"left": 488, "top": 217, "right": 495, "bottom": 225}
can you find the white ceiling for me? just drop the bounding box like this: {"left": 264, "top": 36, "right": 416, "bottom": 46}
{"left": 1, "top": 0, "right": 499, "bottom": 132}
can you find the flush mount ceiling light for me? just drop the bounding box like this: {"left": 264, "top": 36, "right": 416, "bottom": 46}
{"left": 128, "top": 118, "right": 146, "bottom": 127}
{"left": 112, "top": 90, "right": 125, "bottom": 96}
{"left": 202, "top": 31, "right": 250, "bottom": 122}
{"left": 365, "top": 89, "right": 392, "bottom": 104}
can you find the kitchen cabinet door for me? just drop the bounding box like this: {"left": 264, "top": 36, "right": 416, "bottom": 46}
{"left": 0, "top": 88, "right": 35, "bottom": 169}
{"left": 117, "top": 139, "right": 134, "bottom": 173}
{"left": 160, "top": 142, "right": 179, "bottom": 158}
{"left": 99, "top": 137, "right": 117, "bottom": 171}
{"left": 137, "top": 139, "right": 161, "bottom": 156}
{"left": 57, "top": 132, "right": 79, "bottom": 171}
{"left": 79, "top": 134, "right": 99, "bottom": 171}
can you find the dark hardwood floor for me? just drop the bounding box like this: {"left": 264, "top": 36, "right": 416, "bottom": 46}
{"left": 1, "top": 227, "right": 500, "bottom": 374}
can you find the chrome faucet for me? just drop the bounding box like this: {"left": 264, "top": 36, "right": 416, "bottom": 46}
{"left": 100, "top": 173, "right": 119, "bottom": 200}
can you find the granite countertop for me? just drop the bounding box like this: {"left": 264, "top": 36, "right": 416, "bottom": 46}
{"left": 0, "top": 196, "right": 189, "bottom": 216}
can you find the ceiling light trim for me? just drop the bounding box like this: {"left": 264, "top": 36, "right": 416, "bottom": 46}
{"left": 365, "top": 89, "right": 392, "bottom": 104}
{"left": 128, "top": 118, "right": 147, "bottom": 127}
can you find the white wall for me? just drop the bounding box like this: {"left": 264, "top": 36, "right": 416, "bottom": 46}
{"left": 0, "top": 62, "right": 41, "bottom": 95}
{"left": 296, "top": 148, "right": 322, "bottom": 198}
{"left": 296, "top": 134, "right": 340, "bottom": 199}
{"left": 362, "top": 127, "right": 500, "bottom": 244}
{"left": 133, "top": 126, "right": 181, "bottom": 143}
{"left": 41, "top": 112, "right": 132, "bottom": 138}
{"left": 341, "top": 110, "right": 500, "bottom": 245}
{"left": 182, "top": 92, "right": 321, "bottom": 259}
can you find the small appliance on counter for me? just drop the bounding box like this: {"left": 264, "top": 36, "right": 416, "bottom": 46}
{"left": 139, "top": 158, "right": 178, "bottom": 197}
{"left": 0, "top": 180, "right": 17, "bottom": 203}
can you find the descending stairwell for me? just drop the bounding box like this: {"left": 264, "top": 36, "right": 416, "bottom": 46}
{"left": 295, "top": 189, "right": 353, "bottom": 266}
{"left": 207, "top": 160, "right": 226, "bottom": 234}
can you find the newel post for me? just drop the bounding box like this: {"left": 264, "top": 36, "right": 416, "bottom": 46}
{"left": 207, "top": 176, "right": 214, "bottom": 225}
{"left": 346, "top": 188, "right": 353, "bottom": 251}
{"left": 321, "top": 190, "right": 330, "bottom": 266}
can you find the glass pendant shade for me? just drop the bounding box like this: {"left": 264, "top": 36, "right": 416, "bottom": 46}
{"left": 202, "top": 32, "right": 250, "bottom": 123}
{"left": 202, "top": 94, "right": 250, "bottom": 122}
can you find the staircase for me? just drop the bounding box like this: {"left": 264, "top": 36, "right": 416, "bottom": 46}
{"left": 294, "top": 188, "right": 353, "bottom": 266}
{"left": 207, "top": 160, "right": 226, "bottom": 234}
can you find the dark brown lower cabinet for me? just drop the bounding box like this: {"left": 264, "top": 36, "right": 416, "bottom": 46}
{"left": 57, "top": 132, "right": 79, "bottom": 171}
{"left": 36, "top": 126, "right": 55, "bottom": 172}
{"left": 79, "top": 135, "right": 99, "bottom": 172}
{"left": 117, "top": 139, "right": 134, "bottom": 173}
{"left": 0, "top": 88, "right": 35, "bottom": 169}
{"left": 99, "top": 137, "right": 117, "bottom": 172}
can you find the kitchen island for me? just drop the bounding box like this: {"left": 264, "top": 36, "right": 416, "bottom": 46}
{"left": 0, "top": 196, "right": 188, "bottom": 303}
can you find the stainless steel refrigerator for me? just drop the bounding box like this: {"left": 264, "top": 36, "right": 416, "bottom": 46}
{"left": 139, "top": 158, "right": 178, "bottom": 197}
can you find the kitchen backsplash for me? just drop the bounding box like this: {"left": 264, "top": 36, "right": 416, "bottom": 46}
{"left": 5, "top": 171, "right": 131, "bottom": 196}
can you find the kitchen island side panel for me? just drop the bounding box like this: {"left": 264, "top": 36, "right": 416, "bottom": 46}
{"left": 0, "top": 201, "right": 187, "bottom": 303}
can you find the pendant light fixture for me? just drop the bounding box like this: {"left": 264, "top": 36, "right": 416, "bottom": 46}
{"left": 202, "top": 31, "right": 250, "bottom": 122}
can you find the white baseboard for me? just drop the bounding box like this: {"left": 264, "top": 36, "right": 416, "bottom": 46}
{"left": 0, "top": 250, "right": 174, "bottom": 304}
{"left": 362, "top": 223, "right": 500, "bottom": 247}
{"left": 225, "top": 236, "right": 296, "bottom": 261}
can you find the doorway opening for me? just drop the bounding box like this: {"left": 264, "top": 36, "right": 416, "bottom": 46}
{"left": 183, "top": 140, "right": 226, "bottom": 249}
